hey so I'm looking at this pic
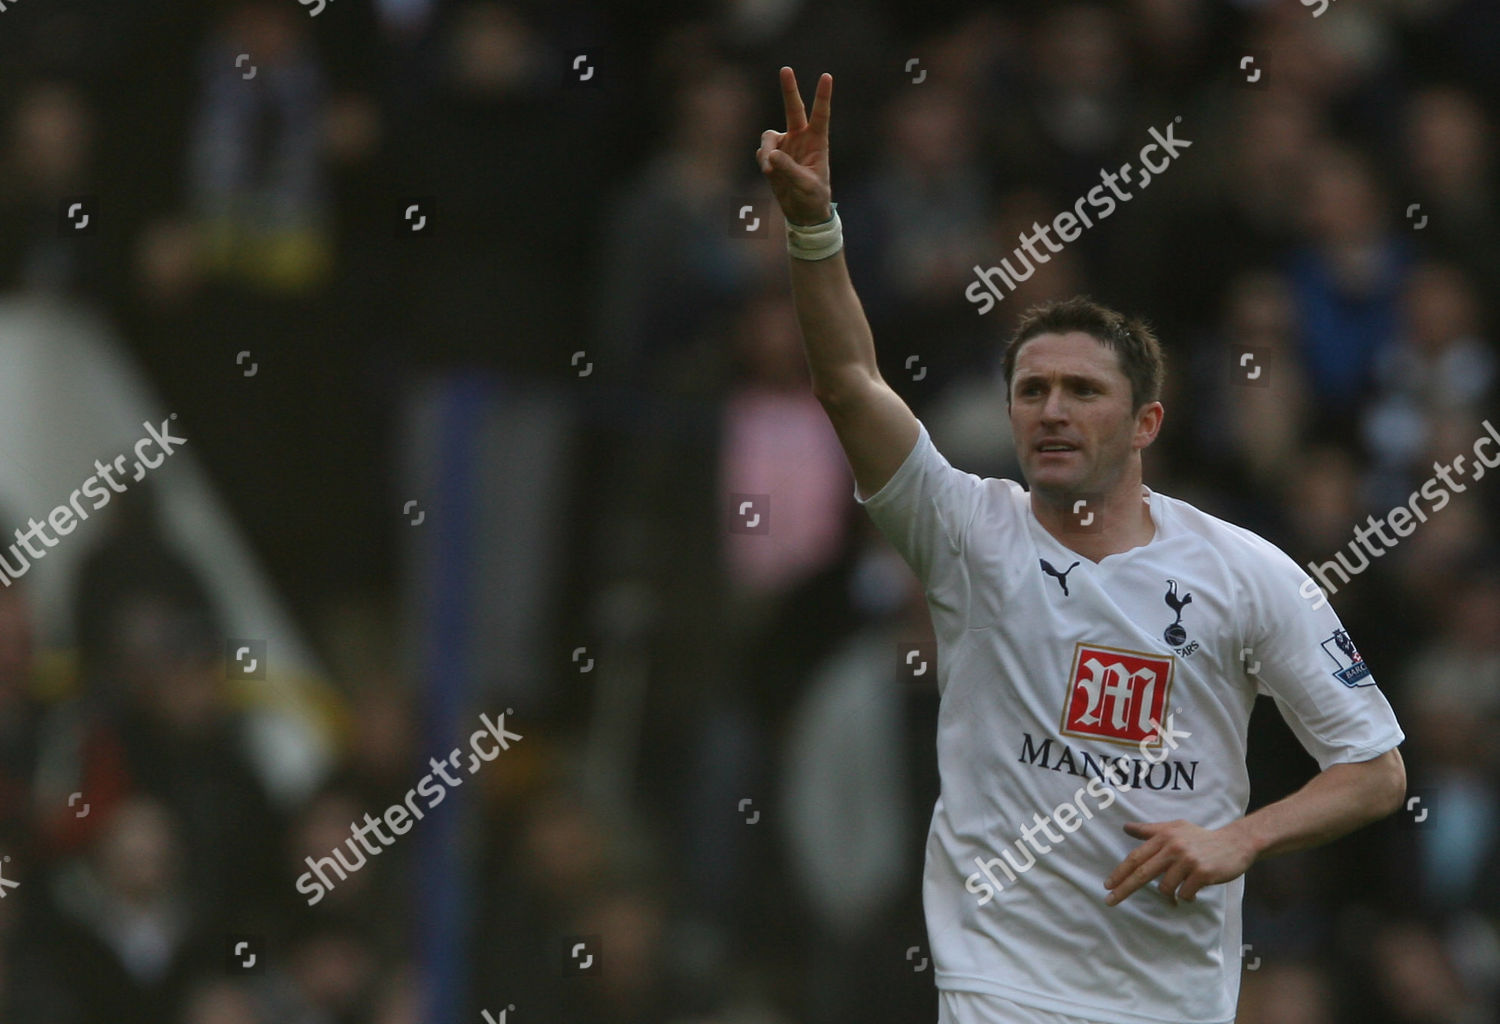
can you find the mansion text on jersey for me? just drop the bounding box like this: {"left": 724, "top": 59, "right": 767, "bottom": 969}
{"left": 1019, "top": 732, "right": 1199, "bottom": 791}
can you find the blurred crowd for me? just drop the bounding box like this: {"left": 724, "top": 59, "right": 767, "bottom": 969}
{"left": 0, "top": 0, "right": 1497, "bottom": 1022}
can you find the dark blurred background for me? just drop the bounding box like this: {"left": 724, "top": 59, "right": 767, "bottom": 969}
{"left": 0, "top": 0, "right": 1496, "bottom": 1021}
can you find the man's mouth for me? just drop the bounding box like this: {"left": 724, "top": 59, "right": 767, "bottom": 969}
{"left": 1036, "top": 440, "right": 1079, "bottom": 454}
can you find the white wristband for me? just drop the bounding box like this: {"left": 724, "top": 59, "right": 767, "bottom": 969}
{"left": 787, "top": 203, "right": 842, "bottom": 261}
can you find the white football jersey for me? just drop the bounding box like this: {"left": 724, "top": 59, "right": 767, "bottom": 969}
{"left": 858, "top": 422, "right": 1404, "bottom": 1024}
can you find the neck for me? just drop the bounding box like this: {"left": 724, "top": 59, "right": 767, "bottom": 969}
{"left": 1030, "top": 476, "right": 1156, "bottom": 563}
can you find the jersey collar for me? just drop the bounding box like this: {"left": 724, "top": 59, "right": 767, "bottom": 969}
{"left": 1027, "top": 484, "right": 1167, "bottom": 567}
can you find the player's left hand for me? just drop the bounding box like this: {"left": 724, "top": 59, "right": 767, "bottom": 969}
{"left": 1103, "top": 820, "right": 1257, "bottom": 907}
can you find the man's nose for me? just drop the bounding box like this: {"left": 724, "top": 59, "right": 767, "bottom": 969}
{"left": 1040, "top": 386, "right": 1068, "bottom": 421}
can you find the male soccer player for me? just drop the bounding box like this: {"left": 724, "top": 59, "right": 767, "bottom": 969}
{"left": 758, "top": 67, "right": 1407, "bottom": 1024}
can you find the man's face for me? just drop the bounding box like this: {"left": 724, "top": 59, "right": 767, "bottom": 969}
{"left": 1008, "top": 331, "right": 1159, "bottom": 498}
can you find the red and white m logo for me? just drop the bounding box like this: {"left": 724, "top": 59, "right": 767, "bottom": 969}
{"left": 1061, "top": 644, "right": 1174, "bottom": 746}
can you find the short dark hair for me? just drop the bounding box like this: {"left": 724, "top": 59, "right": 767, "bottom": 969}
{"left": 1001, "top": 296, "right": 1165, "bottom": 412}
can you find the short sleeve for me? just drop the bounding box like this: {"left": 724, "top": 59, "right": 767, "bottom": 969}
{"left": 1242, "top": 544, "right": 1405, "bottom": 770}
{"left": 856, "top": 421, "right": 985, "bottom": 619}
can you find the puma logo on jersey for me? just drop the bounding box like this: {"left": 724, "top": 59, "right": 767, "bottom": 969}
{"left": 1039, "top": 558, "right": 1081, "bottom": 596}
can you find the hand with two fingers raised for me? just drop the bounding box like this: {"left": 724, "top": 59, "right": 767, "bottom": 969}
{"left": 757, "top": 67, "right": 834, "bottom": 227}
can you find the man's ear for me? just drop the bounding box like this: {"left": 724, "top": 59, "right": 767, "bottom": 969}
{"left": 1133, "top": 401, "right": 1164, "bottom": 450}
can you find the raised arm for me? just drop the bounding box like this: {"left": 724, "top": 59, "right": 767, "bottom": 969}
{"left": 758, "top": 67, "right": 919, "bottom": 500}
